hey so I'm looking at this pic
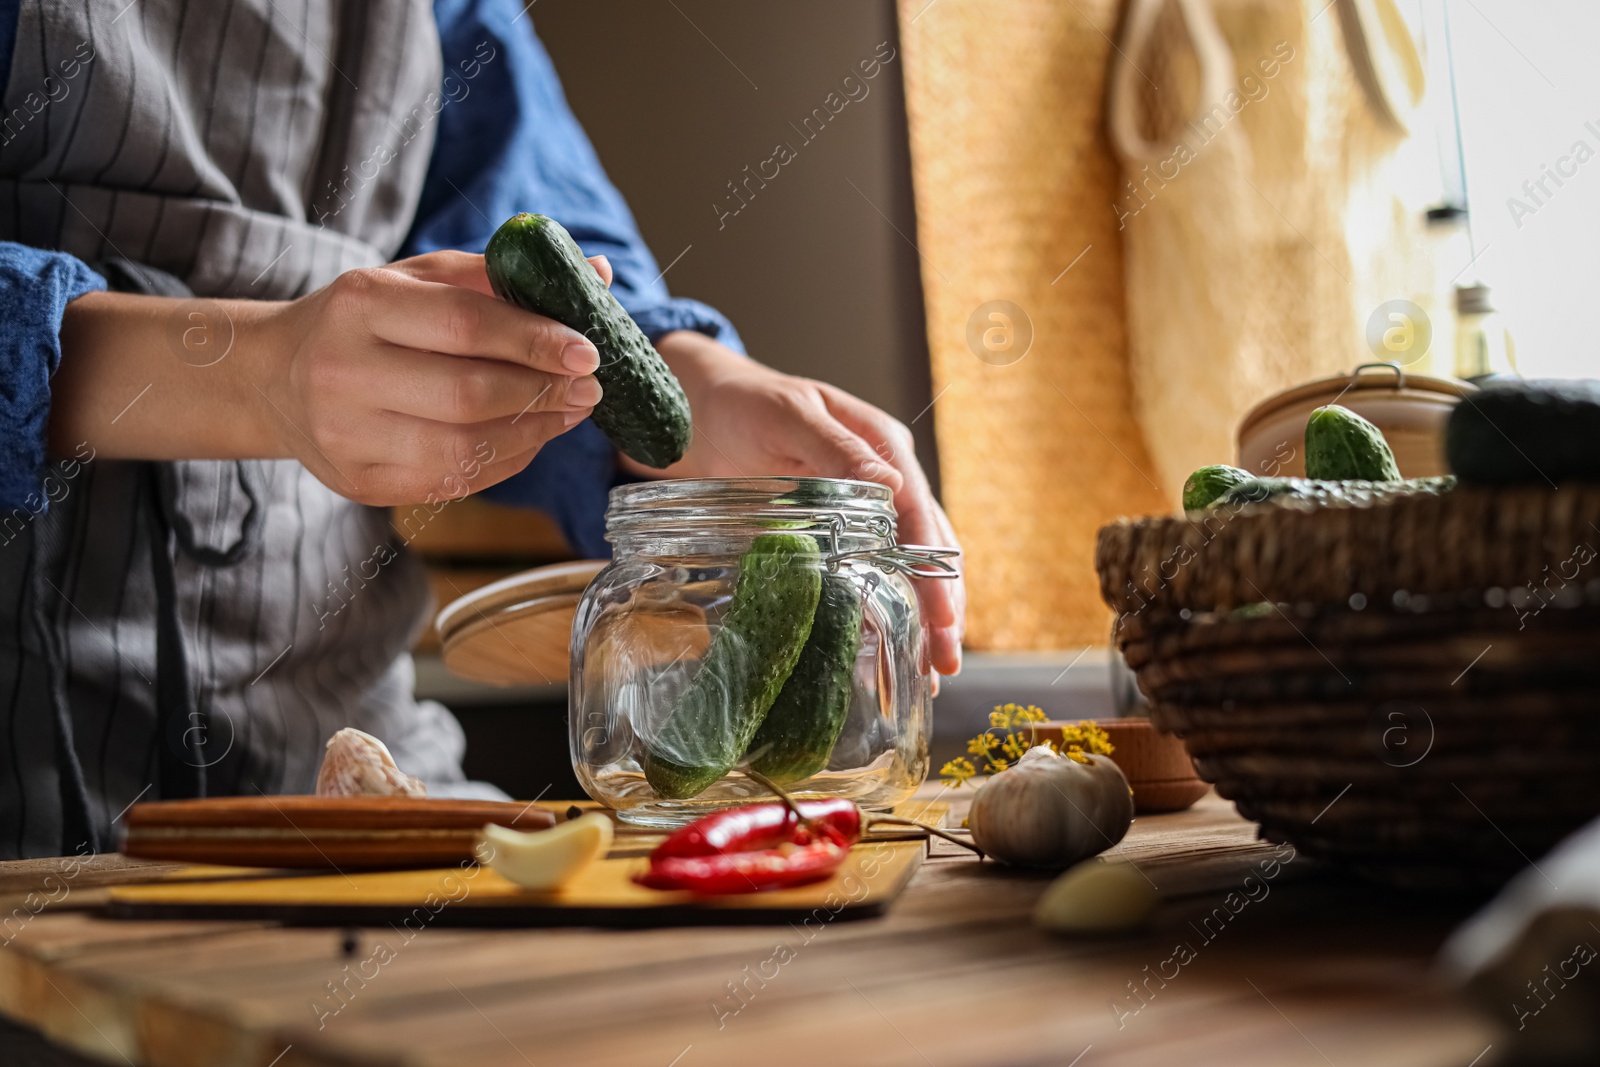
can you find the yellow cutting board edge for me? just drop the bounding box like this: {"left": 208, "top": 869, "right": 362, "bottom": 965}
{"left": 108, "top": 843, "right": 922, "bottom": 912}
{"left": 106, "top": 801, "right": 947, "bottom": 917}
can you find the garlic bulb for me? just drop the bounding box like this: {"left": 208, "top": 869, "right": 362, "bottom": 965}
{"left": 315, "top": 728, "right": 427, "bottom": 798}
{"left": 966, "top": 745, "right": 1133, "bottom": 868}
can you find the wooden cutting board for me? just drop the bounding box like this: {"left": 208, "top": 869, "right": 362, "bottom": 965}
{"left": 120, "top": 796, "right": 559, "bottom": 870}
{"left": 103, "top": 838, "right": 929, "bottom": 927}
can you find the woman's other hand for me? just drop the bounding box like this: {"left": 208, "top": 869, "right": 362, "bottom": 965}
{"left": 633, "top": 331, "right": 965, "bottom": 678}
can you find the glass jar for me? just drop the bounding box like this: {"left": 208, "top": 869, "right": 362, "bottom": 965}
{"left": 570, "top": 477, "right": 950, "bottom": 827}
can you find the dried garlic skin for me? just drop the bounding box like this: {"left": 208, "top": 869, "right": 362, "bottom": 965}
{"left": 314, "top": 728, "right": 428, "bottom": 798}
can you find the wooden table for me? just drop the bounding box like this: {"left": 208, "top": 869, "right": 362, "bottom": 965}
{"left": 0, "top": 793, "right": 1502, "bottom": 1067}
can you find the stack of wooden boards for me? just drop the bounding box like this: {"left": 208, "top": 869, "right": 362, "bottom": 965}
{"left": 112, "top": 796, "right": 946, "bottom": 926}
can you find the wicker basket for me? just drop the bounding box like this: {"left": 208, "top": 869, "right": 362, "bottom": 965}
{"left": 1096, "top": 486, "right": 1600, "bottom": 890}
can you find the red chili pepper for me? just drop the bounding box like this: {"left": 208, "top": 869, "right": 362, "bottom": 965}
{"left": 636, "top": 839, "right": 848, "bottom": 895}
{"left": 651, "top": 798, "right": 862, "bottom": 859}
{"left": 634, "top": 798, "right": 861, "bottom": 895}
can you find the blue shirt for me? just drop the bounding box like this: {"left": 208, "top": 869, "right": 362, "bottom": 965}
{"left": 0, "top": 0, "right": 742, "bottom": 558}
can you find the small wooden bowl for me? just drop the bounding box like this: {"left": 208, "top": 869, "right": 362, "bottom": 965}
{"left": 1041, "top": 718, "right": 1208, "bottom": 814}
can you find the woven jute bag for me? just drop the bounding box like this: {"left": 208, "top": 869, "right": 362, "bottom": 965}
{"left": 899, "top": 0, "right": 1435, "bottom": 650}
{"left": 1109, "top": 0, "right": 1438, "bottom": 497}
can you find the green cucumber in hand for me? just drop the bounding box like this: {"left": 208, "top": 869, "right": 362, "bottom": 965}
{"left": 644, "top": 533, "right": 823, "bottom": 799}
{"left": 485, "top": 213, "right": 693, "bottom": 468}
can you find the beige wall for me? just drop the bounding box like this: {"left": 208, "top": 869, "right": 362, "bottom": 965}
{"left": 531, "top": 0, "right": 938, "bottom": 487}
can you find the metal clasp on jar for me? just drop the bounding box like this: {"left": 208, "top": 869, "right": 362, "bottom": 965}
{"left": 815, "top": 513, "right": 961, "bottom": 580}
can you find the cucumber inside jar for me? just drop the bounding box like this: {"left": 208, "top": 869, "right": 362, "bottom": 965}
{"left": 641, "top": 531, "right": 882, "bottom": 799}
{"left": 642, "top": 533, "right": 823, "bottom": 799}
{"left": 745, "top": 567, "right": 867, "bottom": 784}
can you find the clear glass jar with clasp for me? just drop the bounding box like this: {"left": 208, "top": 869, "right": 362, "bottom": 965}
{"left": 570, "top": 477, "right": 955, "bottom": 827}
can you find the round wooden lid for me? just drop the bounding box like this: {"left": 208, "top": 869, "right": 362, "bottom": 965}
{"left": 435, "top": 560, "right": 608, "bottom": 687}
{"left": 1237, "top": 364, "right": 1474, "bottom": 433}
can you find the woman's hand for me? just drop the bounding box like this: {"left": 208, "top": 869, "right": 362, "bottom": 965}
{"left": 637, "top": 331, "right": 965, "bottom": 677}
{"left": 54, "top": 251, "right": 613, "bottom": 507}
{"left": 256, "top": 251, "right": 607, "bottom": 504}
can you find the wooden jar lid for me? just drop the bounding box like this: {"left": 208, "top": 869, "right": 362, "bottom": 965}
{"left": 435, "top": 560, "right": 608, "bottom": 687}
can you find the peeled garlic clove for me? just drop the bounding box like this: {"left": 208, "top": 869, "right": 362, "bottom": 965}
{"left": 479, "top": 813, "right": 613, "bottom": 891}
{"left": 1035, "top": 859, "right": 1159, "bottom": 933}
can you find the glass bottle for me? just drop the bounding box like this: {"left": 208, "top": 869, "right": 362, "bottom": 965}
{"left": 1453, "top": 282, "right": 1518, "bottom": 380}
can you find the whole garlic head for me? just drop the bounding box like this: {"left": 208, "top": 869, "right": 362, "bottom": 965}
{"left": 967, "top": 745, "right": 1133, "bottom": 868}
{"left": 315, "top": 728, "right": 428, "bottom": 798}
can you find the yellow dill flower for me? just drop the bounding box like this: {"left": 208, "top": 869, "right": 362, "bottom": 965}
{"left": 960, "top": 705, "right": 1102, "bottom": 782}
{"left": 1060, "top": 720, "right": 1114, "bottom": 757}
{"left": 940, "top": 758, "right": 976, "bottom": 787}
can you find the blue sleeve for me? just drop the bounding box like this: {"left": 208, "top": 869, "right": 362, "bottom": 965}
{"left": 409, "top": 0, "right": 746, "bottom": 559}
{"left": 0, "top": 243, "right": 106, "bottom": 510}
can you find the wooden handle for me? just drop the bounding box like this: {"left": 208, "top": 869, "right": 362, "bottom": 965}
{"left": 119, "top": 797, "right": 559, "bottom": 870}
{"left": 123, "top": 796, "right": 557, "bottom": 832}
{"left": 1106, "top": 0, "right": 1236, "bottom": 164}
{"left": 1335, "top": 0, "right": 1425, "bottom": 133}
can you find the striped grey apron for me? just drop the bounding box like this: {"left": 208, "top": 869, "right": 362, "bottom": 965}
{"left": 0, "top": 0, "right": 496, "bottom": 860}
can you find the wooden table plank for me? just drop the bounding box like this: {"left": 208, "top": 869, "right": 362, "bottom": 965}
{"left": 0, "top": 795, "right": 1501, "bottom": 1067}
{"left": 0, "top": 854, "right": 183, "bottom": 895}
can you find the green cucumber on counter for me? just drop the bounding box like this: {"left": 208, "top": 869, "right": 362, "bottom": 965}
{"left": 746, "top": 569, "right": 866, "bottom": 784}
{"left": 644, "top": 533, "right": 823, "bottom": 799}
{"left": 1217, "top": 475, "right": 1457, "bottom": 509}
{"left": 1303, "top": 404, "right": 1402, "bottom": 482}
{"left": 1183, "top": 464, "right": 1253, "bottom": 516}
{"left": 485, "top": 213, "right": 693, "bottom": 468}
{"left": 1447, "top": 379, "right": 1600, "bottom": 485}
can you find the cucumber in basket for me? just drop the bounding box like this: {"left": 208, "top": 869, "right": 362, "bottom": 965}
{"left": 1216, "top": 475, "right": 1456, "bottom": 509}
{"left": 746, "top": 568, "right": 866, "bottom": 784}
{"left": 485, "top": 213, "right": 693, "bottom": 469}
{"left": 644, "top": 533, "right": 823, "bottom": 799}
{"left": 1303, "top": 404, "right": 1402, "bottom": 482}
{"left": 1182, "top": 464, "right": 1254, "bottom": 516}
